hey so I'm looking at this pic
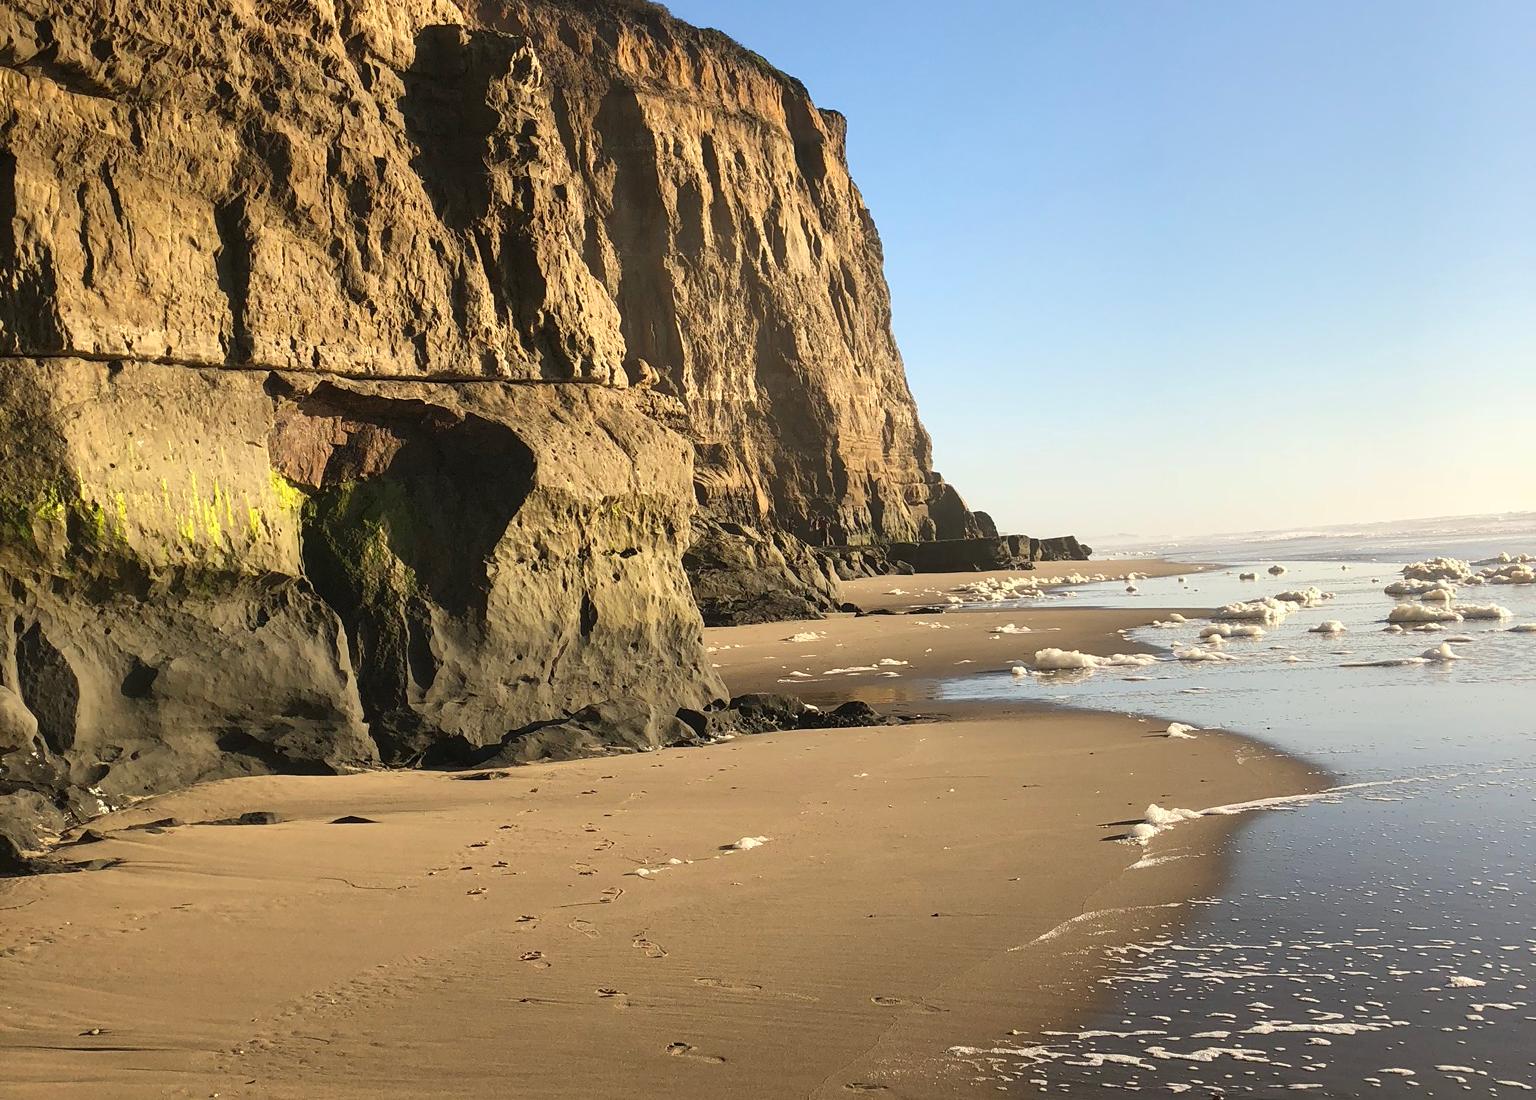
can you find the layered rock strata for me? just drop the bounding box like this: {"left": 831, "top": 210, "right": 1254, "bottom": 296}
{"left": 0, "top": 0, "right": 976, "bottom": 545}
{"left": 0, "top": 0, "right": 996, "bottom": 856}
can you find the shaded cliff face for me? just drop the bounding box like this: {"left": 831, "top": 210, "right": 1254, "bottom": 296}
{"left": 0, "top": 0, "right": 973, "bottom": 547}
{"left": 480, "top": 0, "right": 975, "bottom": 546}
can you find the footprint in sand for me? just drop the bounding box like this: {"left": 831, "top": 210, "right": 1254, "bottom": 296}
{"left": 632, "top": 935, "right": 667, "bottom": 959}
{"left": 695, "top": 977, "right": 762, "bottom": 993}
{"left": 871, "top": 995, "right": 945, "bottom": 1013}
{"left": 597, "top": 988, "right": 630, "bottom": 1009}
{"left": 567, "top": 918, "right": 600, "bottom": 939}
{"left": 694, "top": 977, "right": 818, "bottom": 1002}
{"left": 519, "top": 951, "right": 550, "bottom": 969}
{"left": 599, "top": 886, "right": 624, "bottom": 904}
{"left": 572, "top": 862, "right": 597, "bottom": 876}
{"left": 666, "top": 1042, "right": 726, "bottom": 1064}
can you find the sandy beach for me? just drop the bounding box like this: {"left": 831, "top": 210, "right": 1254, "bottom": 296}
{"left": 0, "top": 560, "right": 1322, "bottom": 1099}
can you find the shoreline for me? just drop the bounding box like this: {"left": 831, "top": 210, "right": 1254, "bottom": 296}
{"left": 0, "top": 559, "right": 1325, "bottom": 1098}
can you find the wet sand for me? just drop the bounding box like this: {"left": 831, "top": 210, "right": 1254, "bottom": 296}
{"left": 0, "top": 560, "right": 1320, "bottom": 1099}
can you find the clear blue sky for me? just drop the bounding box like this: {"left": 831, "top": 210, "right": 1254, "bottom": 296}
{"left": 665, "top": 0, "right": 1536, "bottom": 540}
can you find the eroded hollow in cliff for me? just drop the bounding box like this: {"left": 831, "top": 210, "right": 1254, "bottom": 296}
{"left": 268, "top": 382, "right": 536, "bottom": 761}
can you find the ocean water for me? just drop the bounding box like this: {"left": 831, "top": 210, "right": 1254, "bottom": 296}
{"left": 939, "top": 554, "right": 1536, "bottom": 1095}
{"left": 1097, "top": 511, "right": 1536, "bottom": 566}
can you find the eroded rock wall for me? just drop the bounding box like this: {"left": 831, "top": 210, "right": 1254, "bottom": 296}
{"left": 0, "top": 359, "right": 720, "bottom": 851}
{"left": 0, "top": 0, "right": 975, "bottom": 547}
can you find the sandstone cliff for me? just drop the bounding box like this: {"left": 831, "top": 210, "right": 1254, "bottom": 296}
{"left": 0, "top": 0, "right": 975, "bottom": 547}
{"left": 0, "top": 0, "right": 981, "bottom": 858}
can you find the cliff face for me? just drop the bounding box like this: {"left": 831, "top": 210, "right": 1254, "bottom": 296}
{"left": 0, "top": 0, "right": 975, "bottom": 856}
{"left": 483, "top": 0, "right": 976, "bottom": 546}
{"left": 0, "top": 0, "right": 973, "bottom": 547}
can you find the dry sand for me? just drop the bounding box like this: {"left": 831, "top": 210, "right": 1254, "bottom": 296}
{"left": 0, "top": 560, "right": 1320, "bottom": 1099}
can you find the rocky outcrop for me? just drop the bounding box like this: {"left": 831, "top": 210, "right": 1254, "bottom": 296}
{"left": 1031, "top": 535, "right": 1092, "bottom": 562}
{"left": 888, "top": 537, "right": 1030, "bottom": 574}
{"left": 0, "top": 358, "right": 719, "bottom": 853}
{"left": 683, "top": 520, "right": 840, "bottom": 627}
{"left": 886, "top": 533, "right": 1093, "bottom": 573}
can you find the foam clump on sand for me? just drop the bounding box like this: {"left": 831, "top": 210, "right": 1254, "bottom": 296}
{"left": 955, "top": 575, "right": 1042, "bottom": 603}
{"left": 1201, "top": 623, "right": 1266, "bottom": 640}
{"left": 1213, "top": 587, "right": 1332, "bottom": 624}
{"left": 1457, "top": 603, "right": 1512, "bottom": 621}
{"left": 1214, "top": 598, "right": 1288, "bottom": 625}
{"left": 1150, "top": 613, "right": 1189, "bottom": 628}
{"left": 1403, "top": 557, "right": 1474, "bottom": 583}
{"left": 1447, "top": 976, "right": 1487, "bottom": 988}
{"left": 1388, "top": 603, "right": 1463, "bottom": 624}
{"left": 1484, "top": 562, "right": 1536, "bottom": 585}
{"left": 1274, "top": 586, "right": 1333, "bottom": 608}
{"left": 728, "top": 836, "right": 770, "bottom": 851}
{"left": 1418, "top": 586, "right": 1457, "bottom": 603}
{"left": 1174, "top": 647, "right": 1237, "bottom": 663}
{"left": 1348, "top": 642, "right": 1463, "bottom": 667}
{"left": 1127, "top": 804, "right": 1204, "bottom": 844}
{"left": 1033, "top": 648, "right": 1157, "bottom": 672}
{"left": 1385, "top": 578, "right": 1442, "bottom": 597}
{"left": 1161, "top": 723, "right": 1199, "bottom": 739}
{"left": 785, "top": 630, "right": 826, "bottom": 643}
{"left": 1310, "top": 620, "right": 1346, "bottom": 634}
{"left": 991, "top": 623, "right": 1032, "bottom": 635}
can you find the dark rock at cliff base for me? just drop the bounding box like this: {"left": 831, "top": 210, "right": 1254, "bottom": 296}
{"left": 886, "top": 534, "right": 1093, "bottom": 572}
{"left": 467, "top": 699, "right": 697, "bottom": 769}
{"left": 816, "top": 545, "right": 896, "bottom": 582}
{"left": 888, "top": 538, "right": 1029, "bottom": 573}
{"left": 682, "top": 693, "right": 900, "bottom": 740}
{"left": 1, "top": 834, "right": 39, "bottom": 876}
{"left": 684, "top": 521, "right": 840, "bottom": 627}
{"left": 715, "top": 693, "right": 816, "bottom": 735}
{"left": 816, "top": 701, "right": 886, "bottom": 728}
{"left": 207, "top": 812, "right": 282, "bottom": 826}
{"left": 1030, "top": 536, "right": 1093, "bottom": 562}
